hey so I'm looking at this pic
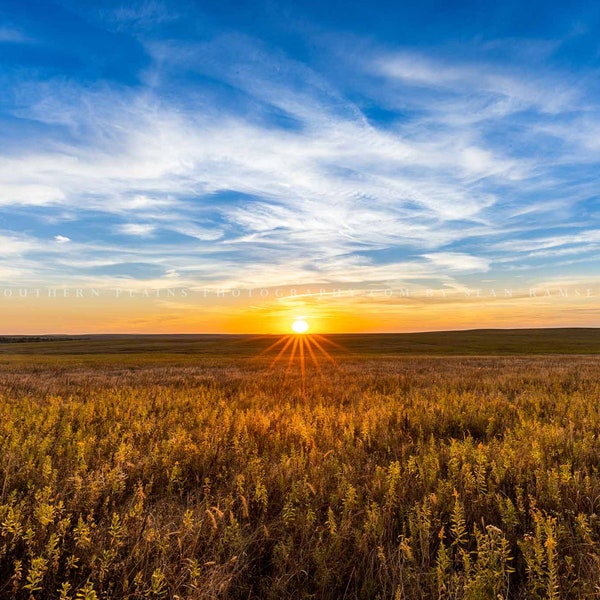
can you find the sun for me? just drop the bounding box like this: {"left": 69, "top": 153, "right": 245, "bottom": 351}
{"left": 291, "top": 317, "right": 309, "bottom": 334}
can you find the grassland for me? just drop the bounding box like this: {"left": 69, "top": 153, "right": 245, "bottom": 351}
{"left": 2, "top": 327, "right": 600, "bottom": 356}
{"left": 0, "top": 330, "right": 600, "bottom": 598}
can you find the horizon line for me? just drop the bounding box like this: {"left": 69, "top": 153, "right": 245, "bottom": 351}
{"left": 1, "top": 326, "right": 599, "bottom": 337}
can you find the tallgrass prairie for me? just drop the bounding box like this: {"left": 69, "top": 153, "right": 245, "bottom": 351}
{"left": 0, "top": 333, "right": 599, "bottom": 598}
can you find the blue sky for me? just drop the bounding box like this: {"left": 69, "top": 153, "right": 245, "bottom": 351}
{"left": 1, "top": 0, "right": 600, "bottom": 315}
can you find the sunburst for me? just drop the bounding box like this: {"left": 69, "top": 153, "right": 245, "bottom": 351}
{"left": 255, "top": 318, "right": 346, "bottom": 394}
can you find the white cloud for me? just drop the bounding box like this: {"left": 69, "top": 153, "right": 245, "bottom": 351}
{"left": 0, "top": 235, "right": 39, "bottom": 255}
{"left": 422, "top": 252, "right": 490, "bottom": 272}
{"left": 118, "top": 223, "right": 156, "bottom": 236}
{"left": 0, "top": 183, "right": 66, "bottom": 206}
{"left": 54, "top": 235, "right": 71, "bottom": 243}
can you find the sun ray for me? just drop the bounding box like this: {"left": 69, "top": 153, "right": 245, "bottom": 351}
{"left": 257, "top": 334, "right": 290, "bottom": 357}
{"left": 305, "top": 336, "right": 323, "bottom": 374}
{"left": 310, "top": 336, "right": 338, "bottom": 366}
{"left": 285, "top": 337, "right": 299, "bottom": 378}
{"left": 269, "top": 335, "right": 295, "bottom": 370}
{"left": 299, "top": 336, "right": 306, "bottom": 394}
{"left": 313, "top": 334, "right": 346, "bottom": 352}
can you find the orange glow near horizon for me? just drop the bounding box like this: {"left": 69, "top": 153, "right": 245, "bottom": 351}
{"left": 1, "top": 287, "right": 600, "bottom": 334}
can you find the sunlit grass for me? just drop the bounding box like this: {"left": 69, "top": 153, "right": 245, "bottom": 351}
{"left": 0, "top": 353, "right": 599, "bottom": 598}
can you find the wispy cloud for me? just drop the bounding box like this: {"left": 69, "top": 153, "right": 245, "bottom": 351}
{"left": 0, "top": 27, "right": 30, "bottom": 43}
{"left": 374, "top": 50, "right": 579, "bottom": 116}
{"left": 0, "top": 21, "right": 599, "bottom": 304}
{"left": 423, "top": 252, "right": 490, "bottom": 273}
{"left": 118, "top": 223, "right": 156, "bottom": 236}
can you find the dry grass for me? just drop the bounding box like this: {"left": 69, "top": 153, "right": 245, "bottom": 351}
{"left": 0, "top": 353, "right": 600, "bottom": 598}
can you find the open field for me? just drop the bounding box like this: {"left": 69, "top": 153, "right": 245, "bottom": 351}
{"left": 1, "top": 328, "right": 600, "bottom": 357}
{"left": 1, "top": 331, "right": 600, "bottom": 598}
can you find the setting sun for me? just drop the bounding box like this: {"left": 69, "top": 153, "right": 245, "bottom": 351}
{"left": 291, "top": 318, "right": 309, "bottom": 333}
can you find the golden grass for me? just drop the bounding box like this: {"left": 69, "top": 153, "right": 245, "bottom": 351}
{"left": 0, "top": 355, "right": 599, "bottom": 598}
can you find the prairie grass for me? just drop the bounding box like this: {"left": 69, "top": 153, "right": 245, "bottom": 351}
{"left": 0, "top": 352, "right": 600, "bottom": 598}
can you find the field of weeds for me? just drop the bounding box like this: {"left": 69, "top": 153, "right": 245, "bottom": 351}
{"left": 1, "top": 343, "right": 600, "bottom": 598}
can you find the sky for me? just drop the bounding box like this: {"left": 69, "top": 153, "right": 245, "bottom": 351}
{"left": 1, "top": 0, "right": 600, "bottom": 333}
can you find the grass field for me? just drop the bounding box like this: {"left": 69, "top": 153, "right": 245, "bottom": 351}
{"left": 2, "top": 328, "right": 600, "bottom": 356}
{"left": 0, "top": 329, "right": 600, "bottom": 598}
